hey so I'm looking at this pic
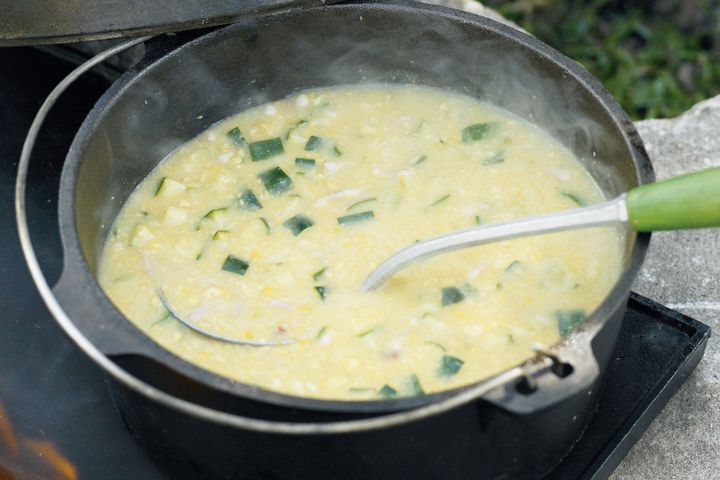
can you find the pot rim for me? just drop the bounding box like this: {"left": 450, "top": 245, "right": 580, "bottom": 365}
{"left": 22, "top": 1, "right": 652, "bottom": 433}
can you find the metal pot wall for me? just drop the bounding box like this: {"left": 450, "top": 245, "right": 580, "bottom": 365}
{"left": 21, "top": 1, "right": 653, "bottom": 478}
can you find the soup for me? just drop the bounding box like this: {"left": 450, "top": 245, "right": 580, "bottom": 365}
{"left": 99, "top": 85, "right": 621, "bottom": 400}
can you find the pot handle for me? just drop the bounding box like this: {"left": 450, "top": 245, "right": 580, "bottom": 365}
{"left": 482, "top": 322, "right": 603, "bottom": 414}
{"left": 51, "top": 263, "right": 163, "bottom": 357}
{"left": 16, "top": 36, "right": 158, "bottom": 360}
{"left": 627, "top": 166, "right": 720, "bottom": 231}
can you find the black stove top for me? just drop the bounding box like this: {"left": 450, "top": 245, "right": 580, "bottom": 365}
{"left": 0, "top": 45, "right": 710, "bottom": 480}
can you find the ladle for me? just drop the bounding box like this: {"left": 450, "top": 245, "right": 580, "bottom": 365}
{"left": 363, "top": 167, "right": 720, "bottom": 292}
{"left": 150, "top": 167, "right": 719, "bottom": 344}
{"left": 145, "top": 256, "right": 295, "bottom": 346}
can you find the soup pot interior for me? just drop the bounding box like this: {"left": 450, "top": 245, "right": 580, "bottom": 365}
{"left": 72, "top": 3, "right": 643, "bottom": 272}
{"left": 59, "top": 0, "right": 651, "bottom": 417}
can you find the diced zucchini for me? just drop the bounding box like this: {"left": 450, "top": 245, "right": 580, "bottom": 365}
{"left": 151, "top": 308, "right": 172, "bottom": 326}
{"left": 505, "top": 260, "right": 522, "bottom": 273}
{"left": 304, "top": 135, "right": 326, "bottom": 151}
{"left": 314, "top": 286, "right": 329, "bottom": 300}
{"left": 312, "top": 267, "right": 327, "bottom": 282}
{"left": 406, "top": 374, "right": 425, "bottom": 396}
{"left": 197, "top": 207, "right": 229, "bottom": 230}
{"left": 441, "top": 287, "right": 465, "bottom": 306}
{"left": 305, "top": 136, "right": 341, "bottom": 156}
{"left": 154, "top": 177, "right": 186, "bottom": 197}
{"left": 283, "top": 214, "right": 314, "bottom": 236}
{"left": 201, "top": 207, "right": 228, "bottom": 222}
{"left": 349, "top": 387, "right": 374, "bottom": 394}
{"left": 557, "top": 309, "right": 587, "bottom": 336}
{"left": 561, "top": 192, "right": 587, "bottom": 207}
{"left": 315, "top": 326, "right": 329, "bottom": 341}
{"left": 295, "top": 158, "right": 316, "bottom": 169}
{"left": 460, "top": 283, "right": 478, "bottom": 296}
{"left": 221, "top": 255, "right": 249, "bottom": 276}
{"left": 482, "top": 151, "right": 505, "bottom": 166}
{"left": 358, "top": 326, "right": 379, "bottom": 338}
{"left": 212, "top": 230, "right": 230, "bottom": 241}
{"left": 259, "top": 167, "right": 293, "bottom": 195}
{"left": 195, "top": 241, "right": 209, "bottom": 260}
{"left": 347, "top": 197, "right": 377, "bottom": 211}
{"left": 227, "top": 126, "right": 246, "bottom": 146}
{"left": 286, "top": 119, "right": 309, "bottom": 140}
{"left": 337, "top": 210, "right": 374, "bottom": 225}
{"left": 259, "top": 217, "right": 271, "bottom": 234}
{"left": 439, "top": 355, "right": 464, "bottom": 378}
{"left": 249, "top": 138, "right": 284, "bottom": 161}
{"left": 153, "top": 178, "right": 166, "bottom": 197}
{"left": 110, "top": 274, "right": 135, "bottom": 284}
{"left": 428, "top": 194, "right": 450, "bottom": 208}
{"left": 412, "top": 154, "right": 428, "bottom": 166}
{"left": 237, "top": 188, "right": 263, "bottom": 211}
{"left": 425, "top": 341, "right": 447, "bottom": 352}
{"left": 461, "top": 123, "right": 496, "bottom": 143}
{"left": 378, "top": 384, "right": 398, "bottom": 399}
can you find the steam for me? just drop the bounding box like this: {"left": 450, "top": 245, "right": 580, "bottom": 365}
{"left": 81, "top": 3, "right": 635, "bottom": 269}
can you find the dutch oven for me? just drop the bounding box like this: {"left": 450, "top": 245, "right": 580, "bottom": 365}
{"left": 17, "top": 1, "right": 653, "bottom": 478}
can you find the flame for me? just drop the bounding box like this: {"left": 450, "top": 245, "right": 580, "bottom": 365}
{"left": 0, "top": 406, "right": 19, "bottom": 460}
{"left": 23, "top": 440, "right": 77, "bottom": 480}
{"left": 0, "top": 404, "right": 77, "bottom": 480}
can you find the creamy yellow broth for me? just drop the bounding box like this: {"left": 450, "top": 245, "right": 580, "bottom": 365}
{"left": 99, "top": 85, "right": 621, "bottom": 400}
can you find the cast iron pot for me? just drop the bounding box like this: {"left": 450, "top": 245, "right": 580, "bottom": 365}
{"left": 36, "top": 1, "right": 653, "bottom": 478}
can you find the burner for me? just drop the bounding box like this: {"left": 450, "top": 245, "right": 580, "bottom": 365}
{"left": 0, "top": 45, "right": 709, "bottom": 480}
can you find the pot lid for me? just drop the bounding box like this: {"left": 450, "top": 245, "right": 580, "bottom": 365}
{"left": 0, "top": 0, "right": 336, "bottom": 46}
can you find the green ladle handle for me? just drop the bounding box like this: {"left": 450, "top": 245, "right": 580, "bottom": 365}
{"left": 627, "top": 166, "right": 720, "bottom": 231}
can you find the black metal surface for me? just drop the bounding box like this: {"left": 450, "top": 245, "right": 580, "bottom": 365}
{"left": 0, "top": 0, "right": 334, "bottom": 46}
{"left": 0, "top": 46, "right": 164, "bottom": 480}
{"left": 0, "top": 42, "right": 710, "bottom": 480}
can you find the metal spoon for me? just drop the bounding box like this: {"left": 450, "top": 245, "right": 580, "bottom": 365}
{"left": 144, "top": 256, "right": 294, "bottom": 346}
{"left": 157, "top": 290, "right": 294, "bottom": 347}
{"left": 363, "top": 166, "right": 720, "bottom": 292}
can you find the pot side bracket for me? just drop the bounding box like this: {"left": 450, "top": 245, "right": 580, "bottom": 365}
{"left": 483, "top": 328, "right": 602, "bottom": 414}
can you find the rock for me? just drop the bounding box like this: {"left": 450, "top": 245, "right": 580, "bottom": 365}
{"left": 610, "top": 96, "right": 720, "bottom": 480}
{"left": 418, "top": 0, "right": 525, "bottom": 32}
{"left": 413, "top": 3, "right": 719, "bottom": 478}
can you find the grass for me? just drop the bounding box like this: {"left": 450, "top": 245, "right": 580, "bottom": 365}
{"left": 483, "top": 0, "right": 720, "bottom": 119}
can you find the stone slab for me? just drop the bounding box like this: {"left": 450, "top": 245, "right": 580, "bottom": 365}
{"left": 423, "top": 2, "right": 719, "bottom": 477}
{"left": 610, "top": 97, "right": 720, "bottom": 480}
